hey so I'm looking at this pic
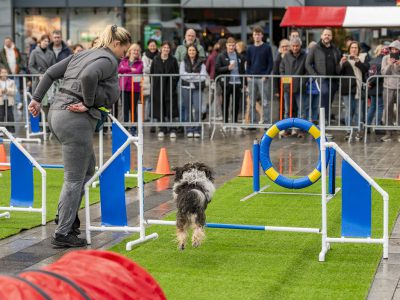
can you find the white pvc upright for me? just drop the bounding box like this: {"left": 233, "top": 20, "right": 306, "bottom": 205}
{"left": 84, "top": 107, "right": 158, "bottom": 249}
{"left": 22, "top": 77, "right": 46, "bottom": 143}
{"left": 318, "top": 108, "right": 389, "bottom": 261}
{"left": 0, "top": 127, "right": 47, "bottom": 225}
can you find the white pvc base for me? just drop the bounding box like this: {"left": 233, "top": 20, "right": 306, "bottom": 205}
{"left": 17, "top": 137, "right": 42, "bottom": 144}
{"left": 126, "top": 233, "right": 159, "bottom": 251}
{"left": 319, "top": 243, "right": 331, "bottom": 262}
{"left": 240, "top": 185, "right": 341, "bottom": 202}
{"left": 0, "top": 207, "right": 46, "bottom": 225}
{"left": 240, "top": 185, "right": 270, "bottom": 202}
{"left": 0, "top": 212, "right": 10, "bottom": 219}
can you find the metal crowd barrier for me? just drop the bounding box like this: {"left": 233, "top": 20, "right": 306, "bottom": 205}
{"left": 364, "top": 75, "right": 400, "bottom": 143}
{"left": 211, "top": 74, "right": 362, "bottom": 140}
{"left": 5, "top": 72, "right": 400, "bottom": 143}
{"left": 116, "top": 73, "right": 211, "bottom": 138}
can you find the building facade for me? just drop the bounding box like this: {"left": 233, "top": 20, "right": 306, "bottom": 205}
{"left": 0, "top": 0, "right": 397, "bottom": 58}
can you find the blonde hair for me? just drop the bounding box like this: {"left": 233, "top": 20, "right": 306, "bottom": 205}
{"left": 374, "top": 44, "right": 384, "bottom": 57}
{"left": 93, "top": 25, "right": 131, "bottom": 49}
{"left": 127, "top": 43, "right": 141, "bottom": 53}
{"left": 236, "top": 41, "right": 246, "bottom": 54}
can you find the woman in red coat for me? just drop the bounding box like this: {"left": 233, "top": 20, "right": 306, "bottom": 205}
{"left": 118, "top": 43, "right": 143, "bottom": 135}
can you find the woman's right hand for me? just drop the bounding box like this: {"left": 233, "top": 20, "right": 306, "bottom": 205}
{"left": 67, "top": 102, "right": 88, "bottom": 113}
{"left": 28, "top": 100, "right": 41, "bottom": 117}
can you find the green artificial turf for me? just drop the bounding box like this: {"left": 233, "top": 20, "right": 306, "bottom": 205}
{"left": 110, "top": 177, "right": 400, "bottom": 300}
{"left": 0, "top": 169, "right": 162, "bottom": 239}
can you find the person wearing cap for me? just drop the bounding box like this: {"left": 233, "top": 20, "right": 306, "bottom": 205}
{"left": 380, "top": 40, "right": 400, "bottom": 142}
{"left": 28, "top": 25, "right": 131, "bottom": 248}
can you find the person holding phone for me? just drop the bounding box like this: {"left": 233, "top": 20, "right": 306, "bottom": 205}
{"left": 381, "top": 40, "right": 400, "bottom": 142}
{"left": 339, "top": 41, "right": 369, "bottom": 141}
{"left": 215, "top": 37, "right": 246, "bottom": 124}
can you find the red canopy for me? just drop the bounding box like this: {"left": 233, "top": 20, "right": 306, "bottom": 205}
{"left": 280, "top": 6, "right": 347, "bottom": 27}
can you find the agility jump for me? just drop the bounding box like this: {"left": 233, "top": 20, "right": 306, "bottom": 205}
{"left": 86, "top": 104, "right": 389, "bottom": 261}
{"left": 148, "top": 109, "right": 388, "bottom": 261}
{"left": 84, "top": 103, "right": 158, "bottom": 250}
{"left": 0, "top": 127, "right": 47, "bottom": 224}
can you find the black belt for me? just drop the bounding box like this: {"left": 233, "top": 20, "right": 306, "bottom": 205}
{"left": 59, "top": 88, "right": 84, "bottom": 102}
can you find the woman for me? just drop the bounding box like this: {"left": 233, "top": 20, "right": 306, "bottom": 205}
{"left": 340, "top": 41, "right": 369, "bottom": 141}
{"left": 28, "top": 34, "right": 56, "bottom": 114}
{"left": 118, "top": 43, "right": 143, "bottom": 135}
{"left": 367, "top": 45, "right": 387, "bottom": 127}
{"left": 180, "top": 44, "right": 207, "bottom": 138}
{"left": 150, "top": 41, "right": 179, "bottom": 138}
{"left": 28, "top": 25, "right": 131, "bottom": 247}
{"left": 28, "top": 34, "right": 56, "bottom": 75}
{"left": 142, "top": 39, "right": 158, "bottom": 124}
{"left": 72, "top": 44, "right": 84, "bottom": 54}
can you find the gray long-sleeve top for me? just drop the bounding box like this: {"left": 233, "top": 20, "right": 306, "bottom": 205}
{"left": 32, "top": 48, "right": 120, "bottom": 118}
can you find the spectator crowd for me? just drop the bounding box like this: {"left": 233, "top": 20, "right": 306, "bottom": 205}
{"left": 2, "top": 25, "right": 400, "bottom": 142}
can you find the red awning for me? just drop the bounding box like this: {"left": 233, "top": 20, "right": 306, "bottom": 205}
{"left": 280, "top": 6, "right": 347, "bottom": 27}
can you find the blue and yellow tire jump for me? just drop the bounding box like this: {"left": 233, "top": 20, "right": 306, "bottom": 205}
{"left": 259, "top": 118, "right": 330, "bottom": 189}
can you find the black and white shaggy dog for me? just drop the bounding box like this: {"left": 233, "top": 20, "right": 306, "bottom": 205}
{"left": 172, "top": 162, "right": 215, "bottom": 250}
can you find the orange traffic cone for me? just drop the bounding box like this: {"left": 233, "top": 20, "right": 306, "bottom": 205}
{"left": 238, "top": 150, "right": 253, "bottom": 177}
{"left": 153, "top": 148, "right": 174, "bottom": 175}
{"left": 0, "top": 144, "right": 10, "bottom": 171}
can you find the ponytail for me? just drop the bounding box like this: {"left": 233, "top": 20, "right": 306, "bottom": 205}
{"left": 93, "top": 24, "right": 131, "bottom": 49}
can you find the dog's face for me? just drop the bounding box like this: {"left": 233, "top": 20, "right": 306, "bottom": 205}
{"left": 173, "top": 162, "right": 214, "bottom": 183}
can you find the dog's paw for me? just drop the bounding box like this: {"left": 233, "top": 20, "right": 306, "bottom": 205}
{"left": 178, "top": 244, "right": 185, "bottom": 251}
{"left": 192, "top": 241, "right": 200, "bottom": 248}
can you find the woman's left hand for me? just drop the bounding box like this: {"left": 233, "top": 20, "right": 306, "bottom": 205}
{"left": 28, "top": 100, "right": 41, "bottom": 117}
{"left": 67, "top": 102, "right": 88, "bottom": 113}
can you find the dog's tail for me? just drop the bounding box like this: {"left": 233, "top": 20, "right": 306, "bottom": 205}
{"left": 177, "top": 189, "right": 206, "bottom": 215}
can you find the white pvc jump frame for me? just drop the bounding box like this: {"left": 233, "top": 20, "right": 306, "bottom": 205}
{"left": 144, "top": 109, "right": 389, "bottom": 262}
{"left": 0, "top": 127, "right": 47, "bottom": 225}
{"left": 22, "top": 77, "right": 47, "bottom": 144}
{"left": 84, "top": 107, "right": 158, "bottom": 249}
{"left": 319, "top": 108, "right": 389, "bottom": 261}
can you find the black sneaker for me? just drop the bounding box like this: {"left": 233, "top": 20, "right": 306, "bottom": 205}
{"left": 51, "top": 234, "right": 87, "bottom": 248}
{"left": 69, "top": 227, "right": 81, "bottom": 236}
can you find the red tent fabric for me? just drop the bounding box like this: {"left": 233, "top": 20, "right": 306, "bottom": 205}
{"left": 280, "top": 6, "right": 347, "bottom": 27}
{"left": 0, "top": 250, "right": 166, "bottom": 300}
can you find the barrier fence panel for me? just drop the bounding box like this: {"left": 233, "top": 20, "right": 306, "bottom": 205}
{"left": 364, "top": 75, "right": 400, "bottom": 142}
{"left": 9, "top": 72, "right": 400, "bottom": 143}
{"left": 116, "top": 74, "right": 211, "bottom": 139}
{"left": 211, "top": 74, "right": 361, "bottom": 140}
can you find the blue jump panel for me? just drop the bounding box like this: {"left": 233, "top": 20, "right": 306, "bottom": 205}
{"left": 329, "top": 148, "right": 336, "bottom": 195}
{"left": 30, "top": 114, "right": 40, "bottom": 133}
{"left": 112, "top": 123, "right": 130, "bottom": 174}
{"left": 342, "top": 160, "right": 371, "bottom": 237}
{"left": 10, "top": 143, "right": 34, "bottom": 207}
{"left": 99, "top": 154, "right": 127, "bottom": 226}
{"left": 253, "top": 142, "right": 260, "bottom": 192}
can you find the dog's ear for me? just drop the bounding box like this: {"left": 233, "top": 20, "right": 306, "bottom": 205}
{"left": 172, "top": 166, "right": 183, "bottom": 182}
{"left": 205, "top": 167, "right": 215, "bottom": 182}
{"left": 196, "top": 162, "right": 215, "bottom": 182}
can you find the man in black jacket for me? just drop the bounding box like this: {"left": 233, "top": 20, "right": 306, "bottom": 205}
{"left": 49, "top": 30, "right": 72, "bottom": 63}
{"left": 305, "top": 27, "right": 341, "bottom": 123}
{"left": 215, "top": 37, "right": 245, "bottom": 124}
